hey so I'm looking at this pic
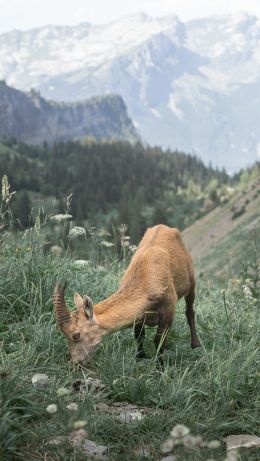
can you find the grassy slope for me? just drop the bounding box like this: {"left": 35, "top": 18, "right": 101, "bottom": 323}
{"left": 0, "top": 228, "right": 259, "bottom": 461}
{"left": 182, "top": 178, "right": 260, "bottom": 282}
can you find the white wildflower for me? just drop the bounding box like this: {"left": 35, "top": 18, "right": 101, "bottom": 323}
{"left": 69, "top": 428, "right": 88, "bottom": 446}
{"left": 101, "top": 241, "right": 115, "bottom": 247}
{"left": 96, "top": 265, "right": 106, "bottom": 272}
{"left": 31, "top": 373, "right": 49, "bottom": 386}
{"left": 69, "top": 226, "right": 86, "bottom": 239}
{"left": 74, "top": 420, "right": 87, "bottom": 429}
{"left": 96, "top": 228, "right": 110, "bottom": 238}
{"left": 56, "top": 387, "right": 69, "bottom": 396}
{"left": 66, "top": 402, "right": 79, "bottom": 411}
{"left": 183, "top": 435, "right": 204, "bottom": 448}
{"left": 129, "top": 245, "right": 138, "bottom": 252}
{"left": 170, "top": 424, "right": 190, "bottom": 439}
{"left": 51, "top": 214, "right": 72, "bottom": 222}
{"left": 242, "top": 284, "right": 253, "bottom": 299}
{"left": 73, "top": 259, "right": 89, "bottom": 268}
{"left": 46, "top": 404, "right": 58, "bottom": 414}
{"left": 207, "top": 440, "right": 221, "bottom": 449}
{"left": 50, "top": 245, "right": 63, "bottom": 256}
{"left": 1, "top": 175, "right": 15, "bottom": 203}
{"left": 34, "top": 216, "right": 41, "bottom": 234}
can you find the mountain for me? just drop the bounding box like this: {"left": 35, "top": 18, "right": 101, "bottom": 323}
{"left": 0, "top": 81, "right": 138, "bottom": 144}
{"left": 1, "top": 13, "right": 260, "bottom": 171}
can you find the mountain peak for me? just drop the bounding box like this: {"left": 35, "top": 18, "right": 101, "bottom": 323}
{"left": 0, "top": 12, "right": 259, "bottom": 170}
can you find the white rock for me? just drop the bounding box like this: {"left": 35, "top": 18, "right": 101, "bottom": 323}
{"left": 82, "top": 439, "right": 108, "bottom": 460}
{"left": 225, "top": 434, "right": 260, "bottom": 450}
{"left": 116, "top": 409, "right": 144, "bottom": 423}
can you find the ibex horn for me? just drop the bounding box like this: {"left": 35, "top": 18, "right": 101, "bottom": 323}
{"left": 53, "top": 282, "right": 71, "bottom": 326}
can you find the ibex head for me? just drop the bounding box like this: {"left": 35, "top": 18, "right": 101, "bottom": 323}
{"left": 53, "top": 284, "right": 104, "bottom": 365}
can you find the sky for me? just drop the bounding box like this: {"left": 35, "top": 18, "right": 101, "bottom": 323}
{"left": 0, "top": 0, "right": 260, "bottom": 34}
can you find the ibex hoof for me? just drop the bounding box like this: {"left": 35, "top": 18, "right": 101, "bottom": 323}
{"left": 191, "top": 339, "right": 201, "bottom": 349}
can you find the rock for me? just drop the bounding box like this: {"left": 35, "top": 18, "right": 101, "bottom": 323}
{"left": 31, "top": 373, "right": 49, "bottom": 386}
{"left": 82, "top": 439, "right": 108, "bottom": 460}
{"left": 69, "top": 429, "right": 108, "bottom": 459}
{"left": 116, "top": 409, "right": 144, "bottom": 423}
{"left": 73, "top": 378, "right": 105, "bottom": 393}
{"left": 47, "top": 436, "right": 66, "bottom": 446}
{"left": 95, "top": 402, "right": 110, "bottom": 411}
{"left": 160, "top": 456, "right": 177, "bottom": 461}
{"left": 225, "top": 434, "right": 260, "bottom": 450}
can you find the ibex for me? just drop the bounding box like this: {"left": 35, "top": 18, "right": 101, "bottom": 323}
{"left": 53, "top": 225, "right": 201, "bottom": 365}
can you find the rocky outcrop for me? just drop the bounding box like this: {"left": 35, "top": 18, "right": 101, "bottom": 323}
{"left": 0, "top": 81, "right": 139, "bottom": 145}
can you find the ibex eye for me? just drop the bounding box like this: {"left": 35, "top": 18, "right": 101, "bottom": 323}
{"left": 72, "top": 332, "right": 80, "bottom": 340}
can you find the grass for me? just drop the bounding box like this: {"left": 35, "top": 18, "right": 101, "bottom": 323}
{"left": 0, "top": 228, "right": 259, "bottom": 461}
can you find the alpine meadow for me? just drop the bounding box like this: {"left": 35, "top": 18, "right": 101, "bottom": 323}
{"left": 0, "top": 5, "right": 260, "bottom": 461}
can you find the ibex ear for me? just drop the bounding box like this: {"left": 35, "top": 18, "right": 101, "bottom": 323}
{"left": 74, "top": 292, "right": 83, "bottom": 310}
{"left": 83, "top": 295, "right": 94, "bottom": 319}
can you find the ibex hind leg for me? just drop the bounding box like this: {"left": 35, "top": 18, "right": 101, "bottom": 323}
{"left": 185, "top": 288, "right": 201, "bottom": 349}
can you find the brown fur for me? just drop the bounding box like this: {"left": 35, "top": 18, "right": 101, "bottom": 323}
{"left": 54, "top": 225, "right": 201, "bottom": 364}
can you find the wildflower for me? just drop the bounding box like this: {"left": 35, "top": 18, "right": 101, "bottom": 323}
{"left": 242, "top": 284, "right": 253, "bottom": 299}
{"left": 50, "top": 245, "right": 63, "bottom": 256}
{"left": 46, "top": 404, "right": 58, "bottom": 414}
{"left": 185, "top": 435, "right": 204, "bottom": 448}
{"left": 34, "top": 216, "right": 41, "bottom": 234}
{"left": 66, "top": 402, "right": 79, "bottom": 411}
{"left": 207, "top": 440, "right": 221, "bottom": 449}
{"left": 170, "top": 424, "right": 190, "bottom": 439}
{"left": 96, "top": 228, "right": 110, "bottom": 238}
{"left": 73, "top": 259, "right": 89, "bottom": 268}
{"left": 69, "top": 428, "right": 88, "bottom": 446}
{"left": 69, "top": 226, "right": 86, "bottom": 239}
{"left": 129, "top": 244, "right": 138, "bottom": 252}
{"left": 31, "top": 373, "right": 49, "bottom": 386}
{"left": 56, "top": 387, "right": 69, "bottom": 396}
{"left": 101, "top": 240, "right": 115, "bottom": 247}
{"left": 1, "top": 175, "right": 15, "bottom": 203}
{"left": 50, "top": 214, "right": 73, "bottom": 222}
{"left": 118, "top": 224, "right": 128, "bottom": 234}
{"left": 74, "top": 420, "right": 87, "bottom": 429}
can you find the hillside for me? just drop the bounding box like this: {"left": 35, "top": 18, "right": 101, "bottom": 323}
{"left": 1, "top": 13, "right": 260, "bottom": 170}
{"left": 183, "top": 175, "right": 260, "bottom": 281}
{"left": 0, "top": 81, "right": 138, "bottom": 145}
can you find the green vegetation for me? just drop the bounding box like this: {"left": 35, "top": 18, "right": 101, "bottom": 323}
{"left": 0, "top": 181, "right": 259, "bottom": 461}
{"left": 183, "top": 170, "right": 260, "bottom": 283}
{"left": 0, "top": 138, "right": 230, "bottom": 242}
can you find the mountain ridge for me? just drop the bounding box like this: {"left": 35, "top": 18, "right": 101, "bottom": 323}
{"left": 0, "top": 12, "right": 260, "bottom": 171}
{"left": 0, "top": 81, "right": 139, "bottom": 145}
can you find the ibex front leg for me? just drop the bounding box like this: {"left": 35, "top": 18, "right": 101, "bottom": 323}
{"left": 154, "top": 307, "right": 174, "bottom": 366}
{"left": 134, "top": 321, "right": 146, "bottom": 359}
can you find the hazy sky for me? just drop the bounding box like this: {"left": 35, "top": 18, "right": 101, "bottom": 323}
{"left": 0, "top": 0, "right": 260, "bottom": 34}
